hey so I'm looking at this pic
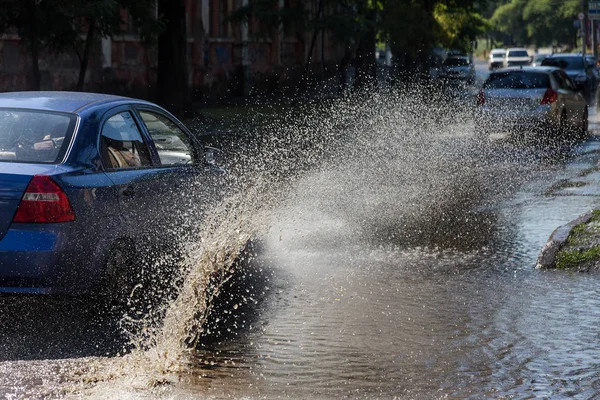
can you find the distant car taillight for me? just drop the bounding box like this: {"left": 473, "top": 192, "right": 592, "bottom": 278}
{"left": 476, "top": 89, "right": 485, "bottom": 106}
{"left": 13, "top": 175, "right": 75, "bottom": 223}
{"left": 540, "top": 88, "right": 558, "bottom": 105}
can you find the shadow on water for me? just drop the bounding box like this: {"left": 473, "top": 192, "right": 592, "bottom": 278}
{"left": 197, "top": 240, "right": 275, "bottom": 346}
{"left": 0, "top": 295, "right": 129, "bottom": 361}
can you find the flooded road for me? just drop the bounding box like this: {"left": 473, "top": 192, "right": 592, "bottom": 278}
{"left": 2, "top": 88, "right": 600, "bottom": 399}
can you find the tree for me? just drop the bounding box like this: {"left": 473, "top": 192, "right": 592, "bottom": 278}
{"left": 350, "top": 0, "right": 379, "bottom": 89}
{"left": 522, "top": 0, "right": 579, "bottom": 48}
{"left": 0, "top": 0, "right": 160, "bottom": 91}
{"left": 489, "top": 0, "right": 528, "bottom": 45}
{"left": 435, "top": 3, "right": 489, "bottom": 52}
{"left": 227, "top": 0, "right": 382, "bottom": 91}
{"left": 380, "top": 0, "right": 487, "bottom": 75}
{"left": 489, "top": 0, "right": 581, "bottom": 49}
{"left": 0, "top": 0, "right": 67, "bottom": 90}
{"left": 58, "top": 0, "right": 161, "bottom": 92}
{"left": 155, "top": 0, "right": 188, "bottom": 116}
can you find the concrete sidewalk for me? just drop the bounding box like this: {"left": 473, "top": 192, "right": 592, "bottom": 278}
{"left": 590, "top": 106, "right": 600, "bottom": 127}
{"left": 537, "top": 105, "right": 600, "bottom": 270}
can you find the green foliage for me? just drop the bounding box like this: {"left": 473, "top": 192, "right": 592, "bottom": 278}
{"left": 226, "top": 0, "right": 377, "bottom": 46}
{"left": 555, "top": 211, "right": 600, "bottom": 270}
{"left": 490, "top": 0, "right": 581, "bottom": 47}
{"left": 379, "top": 0, "right": 486, "bottom": 61}
{"left": 435, "top": 3, "right": 489, "bottom": 51}
{"left": 555, "top": 245, "right": 600, "bottom": 269}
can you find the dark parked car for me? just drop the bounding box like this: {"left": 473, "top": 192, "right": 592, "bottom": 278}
{"left": 0, "top": 92, "right": 223, "bottom": 297}
{"left": 439, "top": 56, "right": 475, "bottom": 83}
{"left": 541, "top": 53, "right": 599, "bottom": 104}
{"left": 531, "top": 53, "right": 549, "bottom": 67}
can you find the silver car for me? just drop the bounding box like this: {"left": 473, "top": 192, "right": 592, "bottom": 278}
{"left": 439, "top": 56, "right": 475, "bottom": 84}
{"left": 474, "top": 67, "right": 588, "bottom": 139}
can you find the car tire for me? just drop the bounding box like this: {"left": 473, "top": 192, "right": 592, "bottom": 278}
{"left": 558, "top": 110, "right": 569, "bottom": 138}
{"left": 579, "top": 107, "right": 589, "bottom": 139}
{"left": 100, "top": 238, "right": 139, "bottom": 307}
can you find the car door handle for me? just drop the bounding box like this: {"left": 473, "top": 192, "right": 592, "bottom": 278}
{"left": 122, "top": 186, "right": 135, "bottom": 197}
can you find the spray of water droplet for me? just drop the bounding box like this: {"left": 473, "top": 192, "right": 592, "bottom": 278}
{"left": 65, "top": 81, "right": 545, "bottom": 395}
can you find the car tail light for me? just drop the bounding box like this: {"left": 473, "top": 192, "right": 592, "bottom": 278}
{"left": 540, "top": 88, "right": 558, "bottom": 105}
{"left": 476, "top": 89, "right": 485, "bottom": 106}
{"left": 13, "top": 175, "right": 75, "bottom": 223}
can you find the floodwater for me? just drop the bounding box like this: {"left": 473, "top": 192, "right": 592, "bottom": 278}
{"left": 2, "top": 85, "right": 600, "bottom": 399}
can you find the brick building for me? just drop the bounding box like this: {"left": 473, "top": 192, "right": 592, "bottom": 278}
{"left": 0, "top": 0, "right": 344, "bottom": 102}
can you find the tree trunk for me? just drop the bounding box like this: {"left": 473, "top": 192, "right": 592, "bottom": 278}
{"left": 353, "top": 8, "right": 377, "bottom": 90}
{"left": 77, "top": 18, "right": 96, "bottom": 92}
{"left": 298, "top": 0, "right": 323, "bottom": 90}
{"left": 414, "top": 0, "right": 436, "bottom": 78}
{"left": 26, "top": 0, "right": 41, "bottom": 90}
{"left": 338, "top": 45, "right": 356, "bottom": 92}
{"left": 157, "top": 0, "right": 188, "bottom": 116}
{"left": 30, "top": 35, "right": 41, "bottom": 90}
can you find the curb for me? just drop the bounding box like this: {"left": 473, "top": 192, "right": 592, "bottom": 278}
{"left": 536, "top": 211, "right": 595, "bottom": 269}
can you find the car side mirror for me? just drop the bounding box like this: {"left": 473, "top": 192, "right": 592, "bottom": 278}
{"left": 203, "top": 146, "right": 227, "bottom": 174}
{"left": 203, "top": 146, "right": 221, "bottom": 166}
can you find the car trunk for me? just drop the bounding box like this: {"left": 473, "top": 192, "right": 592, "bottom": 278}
{"left": 0, "top": 163, "right": 65, "bottom": 240}
{"left": 484, "top": 89, "right": 547, "bottom": 111}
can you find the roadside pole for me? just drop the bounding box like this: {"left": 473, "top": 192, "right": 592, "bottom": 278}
{"left": 594, "top": 21, "right": 598, "bottom": 60}
{"left": 591, "top": 0, "right": 600, "bottom": 58}
{"left": 583, "top": 0, "right": 588, "bottom": 54}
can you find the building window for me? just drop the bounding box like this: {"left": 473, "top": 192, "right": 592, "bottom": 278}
{"left": 211, "top": 0, "right": 229, "bottom": 37}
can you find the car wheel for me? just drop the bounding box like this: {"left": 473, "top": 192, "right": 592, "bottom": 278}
{"left": 557, "top": 110, "right": 569, "bottom": 138}
{"left": 100, "top": 239, "right": 139, "bottom": 307}
{"left": 579, "top": 107, "right": 589, "bottom": 139}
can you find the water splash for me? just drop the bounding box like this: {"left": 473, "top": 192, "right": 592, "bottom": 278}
{"left": 65, "top": 82, "right": 544, "bottom": 396}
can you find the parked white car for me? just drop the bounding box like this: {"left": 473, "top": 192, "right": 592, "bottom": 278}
{"left": 488, "top": 48, "right": 506, "bottom": 70}
{"left": 504, "top": 48, "right": 531, "bottom": 68}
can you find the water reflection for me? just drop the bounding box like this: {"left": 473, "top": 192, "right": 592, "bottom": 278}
{"left": 0, "top": 296, "right": 127, "bottom": 361}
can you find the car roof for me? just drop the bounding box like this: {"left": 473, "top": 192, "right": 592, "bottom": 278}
{"left": 489, "top": 66, "right": 559, "bottom": 74}
{"left": 491, "top": 49, "right": 506, "bottom": 53}
{"left": 545, "top": 53, "right": 584, "bottom": 58}
{"left": 0, "top": 91, "right": 152, "bottom": 114}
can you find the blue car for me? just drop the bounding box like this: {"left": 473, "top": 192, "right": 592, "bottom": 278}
{"left": 0, "top": 91, "right": 221, "bottom": 296}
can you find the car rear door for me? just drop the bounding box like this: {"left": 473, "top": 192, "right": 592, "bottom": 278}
{"left": 553, "top": 70, "right": 585, "bottom": 124}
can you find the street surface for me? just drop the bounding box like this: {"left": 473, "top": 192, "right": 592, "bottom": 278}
{"left": 2, "top": 61, "right": 600, "bottom": 398}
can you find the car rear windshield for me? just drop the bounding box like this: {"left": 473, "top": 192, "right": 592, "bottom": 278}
{"left": 484, "top": 72, "right": 551, "bottom": 89}
{"left": 0, "top": 110, "right": 76, "bottom": 164}
{"left": 443, "top": 58, "right": 470, "bottom": 67}
{"left": 542, "top": 57, "right": 584, "bottom": 69}
{"left": 492, "top": 54, "right": 504, "bottom": 58}
{"left": 508, "top": 50, "right": 529, "bottom": 57}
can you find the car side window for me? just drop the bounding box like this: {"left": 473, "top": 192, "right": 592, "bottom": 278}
{"left": 138, "top": 110, "right": 194, "bottom": 166}
{"left": 560, "top": 71, "right": 577, "bottom": 91}
{"left": 552, "top": 71, "right": 566, "bottom": 89}
{"left": 552, "top": 70, "right": 574, "bottom": 91}
{"left": 101, "top": 111, "right": 152, "bottom": 169}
